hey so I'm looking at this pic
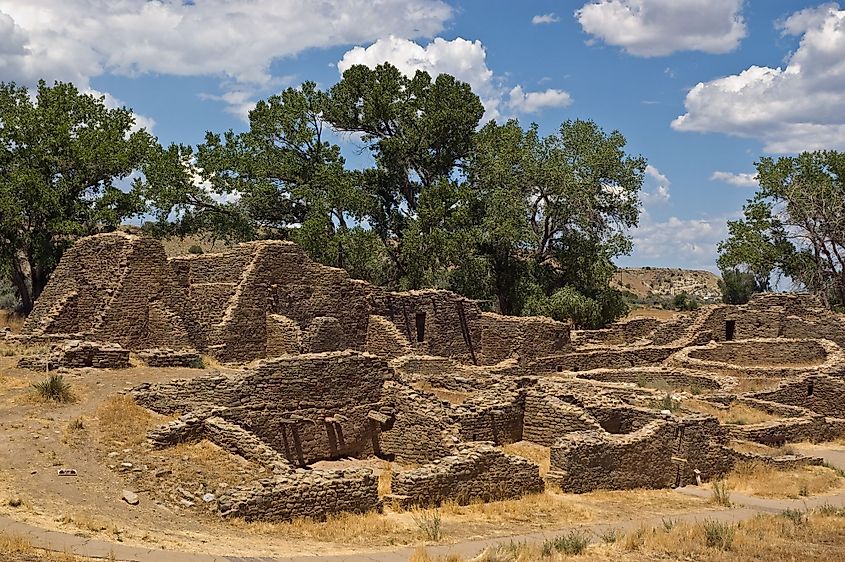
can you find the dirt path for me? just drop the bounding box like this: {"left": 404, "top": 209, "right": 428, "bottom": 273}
{"left": 4, "top": 466, "right": 845, "bottom": 561}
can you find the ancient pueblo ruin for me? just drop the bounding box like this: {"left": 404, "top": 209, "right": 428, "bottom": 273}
{"left": 6, "top": 231, "right": 845, "bottom": 523}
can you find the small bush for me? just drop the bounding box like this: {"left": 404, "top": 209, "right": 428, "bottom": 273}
{"left": 187, "top": 244, "right": 204, "bottom": 254}
{"left": 541, "top": 531, "right": 589, "bottom": 556}
{"left": 412, "top": 509, "right": 442, "bottom": 542}
{"left": 68, "top": 418, "right": 84, "bottom": 431}
{"left": 781, "top": 508, "right": 806, "bottom": 526}
{"left": 703, "top": 519, "right": 735, "bottom": 550}
{"left": 711, "top": 480, "right": 732, "bottom": 507}
{"left": 662, "top": 518, "right": 677, "bottom": 532}
{"left": 599, "top": 528, "right": 619, "bottom": 544}
{"left": 817, "top": 503, "right": 845, "bottom": 517}
{"left": 32, "top": 374, "right": 73, "bottom": 403}
{"left": 7, "top": 497, "right": 22, "bottom": 508}
{"left": 652, "top": 392, "right": 680, "bottom": 412}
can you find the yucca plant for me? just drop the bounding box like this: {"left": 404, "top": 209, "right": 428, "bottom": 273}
{"left": 33, "top": 374, "right": 73, "bottom": 403}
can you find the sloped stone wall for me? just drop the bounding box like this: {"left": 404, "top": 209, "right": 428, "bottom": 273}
{"left": 522, "top": 392, "right": 602, "bottom": 446}
{"left": 746, "top": 375, "right": 845, "bottom": 418}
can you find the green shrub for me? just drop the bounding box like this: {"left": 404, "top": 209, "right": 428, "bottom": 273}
{"left": 541, "top": 531, "right": 589, "bottom": 556}
{"left": 412, "top": 509, "right": 442, "bottom": 541}
{"left": 703, "top": 520, "right": 735, "bottom": 550}
{"left": 781, "top": 508, "right": 806, "bottom": 526}
{"left": 711, "top": 480, "right": 732, "bottom": 507}
{"left": 32, "top": 374, "right": 73, "bottom": 403}
{"left": 187, "top": 244, "right": 204, "bottom": 254}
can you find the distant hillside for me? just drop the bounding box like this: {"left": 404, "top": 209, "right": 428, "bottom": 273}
{"left": 612, "top": 268, "right": 721, "bottom": 302}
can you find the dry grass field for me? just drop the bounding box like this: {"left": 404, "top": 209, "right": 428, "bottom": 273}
{"left": 411, "top": 506, "right": 845, "bottom": 561}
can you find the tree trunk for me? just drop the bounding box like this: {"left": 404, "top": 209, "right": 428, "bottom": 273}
{"left": 10, "top": 264, "right": 33, "bottom": 314}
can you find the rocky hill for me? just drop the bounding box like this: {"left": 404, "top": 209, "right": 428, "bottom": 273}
{"left": 612, "top": 268, "right": 721, "bottom": 302}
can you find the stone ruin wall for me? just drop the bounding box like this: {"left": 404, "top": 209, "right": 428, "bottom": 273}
{"left": 133, "top": 351, "right": 393, "bottom": 466}
{"left": 547, "top": 415, "right": 734, "bottom": 493}
{"left": 23, "top": 232, "right": 572, "bottom": 366}
{"left": 391, "top": 444, "right": 544, "bottom": 507}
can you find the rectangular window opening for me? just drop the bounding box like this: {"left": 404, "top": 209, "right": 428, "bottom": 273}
{"left": 415, "top": 312, "right": 426, "bottom": 343}
{"left": 725, "top": 320, "right": 736, "bottom": 341}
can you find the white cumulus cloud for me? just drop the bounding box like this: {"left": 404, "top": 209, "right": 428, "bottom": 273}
{"left": 507, "top": 86, "right": 572, "bottom": 113}
{"left": 625, "top": 210, "right": 732, "bottom": 270}
{"left": 710, "top": 171, "right": 758, "bottom": 187}
{"left": 640, "top": 164, "right": 670, "bottom": 204}
{"left": 672, "top": 3, "right": 845, "bottom": 152}
{"left": 532, "top": 13, "right": 560, "bottom": 25}
{"left": 0, "top": 0, "right": 452, "bottom": 116}
{"left": 338, "top": 36, "right": 573, "bottom": 120}
{"left": 576, "top": 0, "right": 746, "bottom": 56}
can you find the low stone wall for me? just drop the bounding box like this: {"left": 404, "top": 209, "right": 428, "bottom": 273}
{"left": 728, "top": 415, "right": 839, "bottom": 445}
{"left": 575, "top": 367, "right": 723, "bottom": 391}
{"left": 452, "top": 390, "right": 524, "bottom": 445}
{"left": 137, "top": 348, "right": 202, "bottom": 368}
{"left": 530, "top": 345, "right": 680, "bottom": 373}
{"left": 669, "top": 338, "right": 843, "bottom": 377}
{"left": 218, "top": 469, "right": 380, "bottom": 522}
{"left": 391, "top": 444, "right": 543, "bottom": 507}
{"left": 547, "top": 415, "right": 733, "bottom": 493}
{"left": 16, "top": 340, "right": 130, "bottom": 370}
{"left": 378, "top": 382, "right": 459, "bottom": 463}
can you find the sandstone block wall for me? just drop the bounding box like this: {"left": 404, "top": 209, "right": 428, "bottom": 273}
{"left": 746, "top": 375, "right": 845, "bottom": 418}
{"left": 378, "top": 382, "right": 459, "bottom": 463}
{"left": 391, "top": 444, "right": 543, "bottom": 507}
{"left": 522, "top": 392, "right": 602, "bottom": 446}
{"left": 218, "top": 469, "right": 380, "bottom": 522}
{"left": 132, "top": 351, "right": 393, "bottom": 465}
{"left": 548, "top": 414, "right": 733, "bottom": 493}
{"left": 17, "top": 340, "right": 130, "bottom": 370}
{"left": 479, "top": 313, "right": 570, "bottom": 365}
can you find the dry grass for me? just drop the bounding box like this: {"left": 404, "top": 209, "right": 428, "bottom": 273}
{"left": 0, "top": 311, "right": 25, "bottom": 333}
{"left": 164, "top": 440, "right": 260, "bottom": 486}
{"left": 626, "top": 307, "right": 679, "bottom": 321}
{"left": 57, "top": 511, "right": 123, "bottom": 540}
{"left": 0, "top": 341, "right": 51, "bottom": 357}
{"left": 730, "top": 440, "right": 796, "bottom": 457}
{"left": 95, "top": 394, "right": 161, "bottom": 447}
{"left": 0, "top": 530, "right": 93, "bottom": 561}
{"left": 725, "top": 462, "right": 843, "bottom": 499}
{"left": 684, "top": 400, "right": 779, "bottom": 425}
{"left": 502, "top": 442, "right": 551, "bottom": 476}
{"left": 411, "top": 508, "right": 845, "bottom": 561}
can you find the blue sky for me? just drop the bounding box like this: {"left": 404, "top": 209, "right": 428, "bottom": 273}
{"left": 2, "top": 1, "right": 843, "bottom": 272}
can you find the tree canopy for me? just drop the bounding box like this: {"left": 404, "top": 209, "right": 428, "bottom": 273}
{"left": 718, "top": 151, "right": 845, "bottom": 308}
{"left": 2, "top": 67, "right": 648, "bottom": 328}
{"left": 0, "top": 81, "right": 161, "bottom": 312}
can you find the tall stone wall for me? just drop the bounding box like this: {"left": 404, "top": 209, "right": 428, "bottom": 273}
{"left": 747, "top": 375, "right": 845, "bottom": 418}
{"left": 522, "top": 392, "right": 602, "bottom": 446}
{"left": 23, "top": 232, "right": 192, "bottom": 350}
{"left": 374, "top": 290, "right": 482, "bottom": 365}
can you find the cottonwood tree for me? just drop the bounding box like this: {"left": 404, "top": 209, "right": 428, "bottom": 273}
{"left": 0, "top": 81, "right": 159, "bottom": 313}
{"left": 465, "top": 119, "right": 646, "bottom": 326}
{"left": 718, "top": 151, "right": 845, "bottom": 308}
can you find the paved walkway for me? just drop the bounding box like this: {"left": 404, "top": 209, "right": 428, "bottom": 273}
{"left": 4, "top": 446, "right": 845, "bottom": 562}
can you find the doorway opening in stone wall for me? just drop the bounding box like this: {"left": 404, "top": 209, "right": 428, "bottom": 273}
{"left": 415, "top": 312, "right": 426, "bottom": 342}
{"left": 725, "top": 320, "right": 736, "bottom": 341}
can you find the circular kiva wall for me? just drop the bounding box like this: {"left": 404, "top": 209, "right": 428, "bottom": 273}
{"left": 669, "top": 338, "right": 843, "bottom": 377}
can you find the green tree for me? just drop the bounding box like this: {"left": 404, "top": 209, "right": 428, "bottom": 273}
{"left": 0, "top": 81, "right": 158, "bottom": 312}
{"left": 718, "top": 151, "right": 845, "bottom": 308}
{"left": 718, "top": 268, "right": 758, "bottom": 304}
{"left": 465, "top": 119, "right": 645, "bottom": 324}
{"left": 671, "top": 291, "right": 700, "bottom": 311}
{"left": 325, "top": 63, "right": 484, "bottom": 284}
